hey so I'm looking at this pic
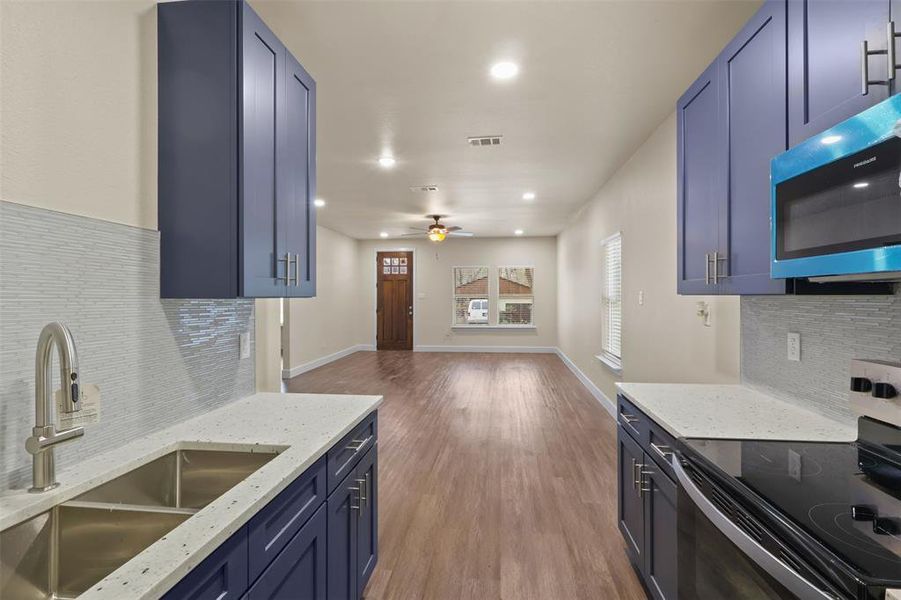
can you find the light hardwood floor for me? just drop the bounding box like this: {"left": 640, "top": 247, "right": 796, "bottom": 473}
{"left": 285, "top": 351, "right": 646, "bottom": 600}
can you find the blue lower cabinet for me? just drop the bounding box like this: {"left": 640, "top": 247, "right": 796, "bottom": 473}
{"left": 163, "top": 411, "right": 378, "bottom": 600}
{"left": 355, "top": 446, "right": 377, "bottom": 598}
{"left": 245, "top": 504, "right": 327, "bottom": 599}
{"left": 162, "top": 527, "right": 249, "bottom": 600}
{"left": 248, "top": 457, "right": 327, "bottom": 582}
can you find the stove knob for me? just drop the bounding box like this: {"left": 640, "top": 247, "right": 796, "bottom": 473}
{"left": 872, "top": 382, "right": 898, "bottom": 399}
{"left": 850, "top": 377, "right": 873, "bottom": 393}
{"left": 851, "top": 505, "right": 876, "bottom": 521}
{"left": 873, "top": 517, "right": 900, "bottom": 536}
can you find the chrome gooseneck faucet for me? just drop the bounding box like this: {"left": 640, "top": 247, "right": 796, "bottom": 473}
{"left": 25, "top": 322, "right": 84, "bottom": 492}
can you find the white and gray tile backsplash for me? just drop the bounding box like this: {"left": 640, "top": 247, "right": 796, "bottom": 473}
{"left": 0, "top": 202, "right": 255, "bottom": 491}
{"left": 741, "top": 289, "right": 901, "bottom": 425}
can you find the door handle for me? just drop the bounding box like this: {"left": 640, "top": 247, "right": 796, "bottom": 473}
{"left": 349, "top": 486, "right": 361, "bottom": 511}
{"left": 277, "top": 252, "right": 293, "bottom": 284}
{"left": 356, "top": 477, "right": 368, "bottom": 508}
{"left": 712, "top": 250, "right": 727, "bottom": 285}
{"left": 888, "top": 21, "right": 901, "bottom": 81}
{"left": 704, "top": 252, "right": 711, "bottom": 285}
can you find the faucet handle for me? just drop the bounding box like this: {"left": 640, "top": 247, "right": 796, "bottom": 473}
{"left": 25, "top": 425, "right": 84, "bottom": 455}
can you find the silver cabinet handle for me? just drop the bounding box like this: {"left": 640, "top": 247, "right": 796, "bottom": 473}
{"left": 861, "top": 39, "right": 889, "bottom": 95}
{"left": 291, "top": 253, "right": 299, "bottom": 286}
{"left": 704, "top": 252, "right": 711, "bottom": 285}
{"left": 621, "top": 413, "right": 639, "bottom": 424}
{"left": 356, "top": 477, "right": 367, "bottom": 508}
{"left": 712, "top": 250, "right": 727, "bottom": 284}
{"left": 346, "top": 437, "right": 369, "bottom": 452}
{"left": 349, "top": 485, "right": 361, "bottom": 510}
{"left": 672, "top": 456, "right": 834, "bottom": 599}
{"left": 888, "top": 21, "right": 900, "bottom": 81}
{"left": 638, "top": 467, "right": 654, "bottom": 496}
{"left": 631, "top": 457, "right": 639, "bottom": 489}
{"left": 650, "top": 442, "right": 673, "bottom": 462}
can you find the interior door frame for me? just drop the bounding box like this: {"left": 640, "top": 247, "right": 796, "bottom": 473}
{"left": 371, "top": 247, "right": 417, "bottom": 350}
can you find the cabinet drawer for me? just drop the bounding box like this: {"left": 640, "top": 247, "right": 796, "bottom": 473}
{"left": 646, "top": 420, "right": 677, "bottom": 481}
{"left": 617, "top": 395, "right": 649, "bottom": 446}
{"left": 248, "top": 456, "right": 327, "bottom": 583}
{"left": 246, "top": 504, "right": 327, "bottom": 599}
{"left": 162, "top": 527, "right": 248, "bottom": 600}
{"left": 327, "top": 412, "right": 377, "bottom": 494}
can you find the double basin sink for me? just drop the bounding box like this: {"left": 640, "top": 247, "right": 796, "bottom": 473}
{"left": 1, "top": 446, "right": 281, "bottom": 599}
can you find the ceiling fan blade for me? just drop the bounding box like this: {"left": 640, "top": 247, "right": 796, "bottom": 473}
{"left": 400, "top": 232, "right": 426, "bottom": 237}
{"left": 445, "top": 225, "right": 463, "bottom": 232}
{"left": 449, "top": 231, "right": 474, "bottom": 237}
{"left": 408, "top": 226, "right": 425, "bottom": 232}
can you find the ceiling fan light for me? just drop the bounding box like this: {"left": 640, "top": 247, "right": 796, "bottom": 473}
{"left": 428, "top": 230, "right": 446, "bottom": 242}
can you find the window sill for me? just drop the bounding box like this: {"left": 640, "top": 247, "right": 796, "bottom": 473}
{"left": 595, "top": 353, "right": 623, "bottom": 376}
{"left": 452, "top": 325, "right": 537, "bottom": 330}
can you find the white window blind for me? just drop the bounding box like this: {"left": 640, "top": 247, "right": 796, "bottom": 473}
{"left": 453, "top": 266, "right": 489, "bottom": 325}
{"left": 602, "top": 234, "right": 622, "bottom": 363}
{"left": 497, "top": 266, "right": 534, "bottom": 325}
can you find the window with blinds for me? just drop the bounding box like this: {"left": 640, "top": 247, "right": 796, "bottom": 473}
{"left": 601, "top": 233, "right": 622, "bottom": 366}
{"left": 453, "top": 266, "right": 489, "bottom": 325}
{"left": 497, "top": 266, "right": 534, "bottom": 325}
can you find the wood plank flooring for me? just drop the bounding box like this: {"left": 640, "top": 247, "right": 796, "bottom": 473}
{"left": 285, "top": 351, "right": 646, "bottom": 600}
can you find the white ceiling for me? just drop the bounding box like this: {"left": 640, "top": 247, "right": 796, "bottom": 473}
{"left": 255, "top": 0, "right": 761, "bottom": 240}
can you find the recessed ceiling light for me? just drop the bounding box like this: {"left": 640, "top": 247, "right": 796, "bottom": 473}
{"left": 853, "top": 182, "right": 870, "bottom": 189}
{"left": 378, "top": 156, "right": 396, "bottom": 169}
{"left": 490, "top": 61, "right": 519, "bottom": 80}
{"left": 522, "top": 191, "right": 536, "bottom": 201}
{"left": 821, "top": 135, "right": 842, "bottom": 145}
{"left": 379, "top": 232, "right": 389, "bottom": 238}
{"left": 314, "top": 198, "right": 326, "bottom": 207}
{"left": 514, "top": 229, "right": 524, "bottom": 236}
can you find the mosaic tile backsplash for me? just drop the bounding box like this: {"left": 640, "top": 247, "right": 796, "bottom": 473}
{"left": 741, "top": 288, "right": 901, "bottom": 425}
{"left": 0, "top": 202, "right": 255, "bottom": 491}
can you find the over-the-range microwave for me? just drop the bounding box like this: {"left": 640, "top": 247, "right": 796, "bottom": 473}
{"left": 771, "top": 95, "right": 901, "bottom": 281}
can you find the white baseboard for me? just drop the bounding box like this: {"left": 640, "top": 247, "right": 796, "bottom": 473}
{"left": 413, "top": 345, "right": 557, "bottom": 354}
{"left": 282, "top": 344, "right": 372, "bottom": 379}
{"left": 554, "top": 347, "right": 616, "bottom": 418}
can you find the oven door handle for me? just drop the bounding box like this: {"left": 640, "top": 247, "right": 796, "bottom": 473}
{"left": 671, "top": 455, "right": 836, "bottom": 600}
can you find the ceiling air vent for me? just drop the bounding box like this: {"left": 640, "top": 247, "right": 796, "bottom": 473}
{"left": 467, "top": 135, "right": 503, "bottom": 147}
{"left": 409, "top": 185, "right": 440, "bottom": 193}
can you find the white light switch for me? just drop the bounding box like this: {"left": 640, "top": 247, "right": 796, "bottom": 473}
{"left": 417, "top": 292, "right": 426, "bottom": 299}
{"left": 787, "top": 332, "right": 801, "bottom": 362}
{"left": 638, "top": 291, "right": 644, "bottom": 306}
{"left": 239, "top": 332, "right": 251, "bottom": 359}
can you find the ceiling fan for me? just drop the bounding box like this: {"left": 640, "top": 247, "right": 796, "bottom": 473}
{"left": 402, "top": 215, "right": 474, "bottom": 242}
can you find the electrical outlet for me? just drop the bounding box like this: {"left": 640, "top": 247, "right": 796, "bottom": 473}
{"left": 239, "top": 332, "right": 251, "bottom": 359}
{"left": 787, "top": 332, "right": 801, "bottom": 362}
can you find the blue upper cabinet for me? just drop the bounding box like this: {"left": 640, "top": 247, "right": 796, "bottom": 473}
{"left": 676, "top": 61, "right": 723, "bottom": 295}
{"left": 717, "top": 0, "right": 788, "bottom": 295}
{"left": 158, "top": 1, "right": 316, "bottom": 299}
{"left": 788, "top": 0, "right": 891, "bottom": 147}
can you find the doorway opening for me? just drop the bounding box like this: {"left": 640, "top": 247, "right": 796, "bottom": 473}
{"left": 376, "top": 251, "right": 413, "bottom": 350}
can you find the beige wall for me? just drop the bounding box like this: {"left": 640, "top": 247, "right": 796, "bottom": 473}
{"left": 283, "top": 226, "right": 366, "bottom": 372}
{"left": 1, "top": 0, "right": 158, "bottom": 229}
{"left": 557, "top": 113, "right": 740, "bottom": 401}
{"left": 357, "top": 237, "right": 557, "bottom": 349}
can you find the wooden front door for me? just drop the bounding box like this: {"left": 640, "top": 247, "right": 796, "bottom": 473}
{"left": 376, "top": 251, "right": 413, "bottom": 350}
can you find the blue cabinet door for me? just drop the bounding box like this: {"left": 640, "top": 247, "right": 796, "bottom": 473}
{"left": 240, "top": 2, "right": 288, "bottom": 298}
{"left": 718, "top": 1, "right": 789, "bottom": 295}
{"left": 676, "top": 61, "right": 723, "bottom": 295}
{"left": 617, "top": 426, "right": 645, "bottom": 567}
{"left": 643, "top": 453, "right": 678, "bottom": 600}
{"left": 245, "top": 505, "right": 327, "bottom": 600}
{"left": 788, "top": 0, "right": 890, "bottom": 146}
{"left": 284, "top": 52, "right": 317, "bottom": 299}
{"left": 327, "top": 471, "right": 359, "bottom": 600}
{"left": 162, "top": 528, "right": 248, "bottom": 600}
{"left": 355, "top": 446, "right": 378, "bottom": 598}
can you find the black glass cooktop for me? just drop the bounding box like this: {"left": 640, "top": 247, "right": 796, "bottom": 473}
{"left": 683, "top": 419, "right": 901, "bottom": 585}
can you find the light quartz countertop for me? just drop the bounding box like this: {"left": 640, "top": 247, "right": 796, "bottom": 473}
{"left": 0, "top": 392, "right": 382, "bottom": 600}
{"left": 615, "top": 383, "right": 856, "bottom": 442}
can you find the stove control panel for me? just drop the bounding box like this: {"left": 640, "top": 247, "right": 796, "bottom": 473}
{"left": 849, "top": 359, "right": 901, "bottom": 427}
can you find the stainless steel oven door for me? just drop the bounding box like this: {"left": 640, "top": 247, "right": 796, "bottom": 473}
{"left": 672, "top": 456, "right": 844, "bottom": 600}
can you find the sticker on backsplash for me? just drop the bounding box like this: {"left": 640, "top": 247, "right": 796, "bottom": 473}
{"left": 55, "top": 383, "right": 101, "bottom": 428}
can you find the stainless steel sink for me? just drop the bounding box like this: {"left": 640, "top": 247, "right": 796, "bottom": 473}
{"left": 75, "top": 448, "right": 278, "bottom": 509}
{"left": 1, "top": 503, "right": 190, "bottom": 599}
{"left": 0, "top": 447, "right": 280, "bottom": 598}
